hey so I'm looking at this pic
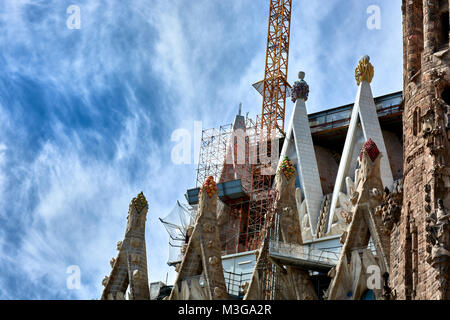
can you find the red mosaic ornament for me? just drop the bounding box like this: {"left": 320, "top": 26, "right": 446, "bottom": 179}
{"left": 359, "top": 138, "right": 380, "bottom": 162}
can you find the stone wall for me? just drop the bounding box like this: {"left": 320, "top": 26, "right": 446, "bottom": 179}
{"left": 314, "top": 145, "right": 339, "bottom": 195}
{"left": 393, "top": 0, "right": 450, "bottom": 300}
{"left": 382, "top": 130, "right": 404, "bottom": 181}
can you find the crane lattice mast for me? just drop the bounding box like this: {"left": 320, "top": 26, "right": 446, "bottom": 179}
{"left": 260, "top": 0, "right": 292, "bottom": 135}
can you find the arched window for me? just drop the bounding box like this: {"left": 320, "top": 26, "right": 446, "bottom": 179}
{"left": 441, "top": 86, "right": 450, "bottom": 105}
{"left": 438, "top": 0, "right": 449, "bottom": 50}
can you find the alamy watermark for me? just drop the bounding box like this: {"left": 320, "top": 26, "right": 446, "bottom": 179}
{"left": 367, "top": 5, "right": 381, "bottom": 30}
{"left": 366, "top": 265, "right": 382, "bottom": 290}
{"left": 66, "top": 265, "right": 81, "bottom": 290}
{"left": 170, "top": 121, "right": 280, "bottom": 176}
{"left": 66, "top": 5, "right": 81, "bottom": 30}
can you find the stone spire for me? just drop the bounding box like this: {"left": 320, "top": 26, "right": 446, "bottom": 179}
{"left": 169, "top": 177, "right": 228, "bottom": 300}
{"left": 278, "top": 71, "right": 323, "bottom": 235}
{"left": 328, "top": 55, "right": 393, "bottom": 233}
{"left": 101, "top": 192, "right": 150, "bottom": 300}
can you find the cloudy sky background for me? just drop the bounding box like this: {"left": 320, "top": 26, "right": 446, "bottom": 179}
{"left": 0, "top": 0, "right": 402, "bottom": 299}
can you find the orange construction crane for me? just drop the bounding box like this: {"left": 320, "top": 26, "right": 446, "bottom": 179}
{"left": 254, "top": 0, "right": 293, "bottom": 136}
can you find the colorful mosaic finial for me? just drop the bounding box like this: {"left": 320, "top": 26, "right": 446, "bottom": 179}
{"left": 359, "top": 138, "right": 380, "bottom": 162}
{"left": 132, "top": 192, "right": 148, "bottom": 212}
{"left": 355, "top": 55, "right": 374, "bottom": 85}
{"left": 291, "top": 71, "right": 309, "bottom": 102}
{"left": 201, "top": 176, "right": 218, "bottom": 198}
{"left": 280, "top": 156, "right": 296, "bottom": 180}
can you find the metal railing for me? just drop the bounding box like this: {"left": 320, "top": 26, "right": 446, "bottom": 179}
{"left": 268, "top": 241, "right": 340, "bottom": 268}
{"left": 309, "top": 92, "right": 402, "bottom": 133}
{"left": 223, "top": 270, "right": 253, "bottom": 297}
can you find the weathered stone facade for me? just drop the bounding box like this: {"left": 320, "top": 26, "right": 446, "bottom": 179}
{"left": 390, "top": 0, "right": 450, "bottom": 300}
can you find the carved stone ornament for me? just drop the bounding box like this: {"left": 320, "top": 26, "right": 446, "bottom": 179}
{"left": 381, "top": 179, "right": 403, "bottom": 230}
{"left": 209, "top": 256, "right": 220, "bottom": 266}
{"left": 355, "top": 55, "right": 374, "bottom": 85}
{"left": 102, "top": 276, "right": 109, "bottom": 287}
{"left": 426, "top": 199, "right": 450, "bottom": 266}
{"left": 203, "top": 223, "right": 215, "bottom": 233}
{"left": 291, "top": 71, "right": 310, "bottom": 102}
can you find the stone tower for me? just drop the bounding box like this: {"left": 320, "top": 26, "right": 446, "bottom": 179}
{"left": 393, "top": 0, "right": 450, "bottom": 300}
{"left": 101, "top": 192, "right": 150, "bottom": 300}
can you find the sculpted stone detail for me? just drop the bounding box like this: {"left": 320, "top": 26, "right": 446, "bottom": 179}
{"left": 338, "top": 190, "right": 353, "bottom": 224}
{"left": 186, "top": 226, "right": 194, "bottom": 238}
{"left": 379, "top": 180, "right": 403, "bottom": 231}
{"left": 327, "top": 267, "right": 336, "bottom": 279}
{"left": 296, "top": 188, "right": 313, "bottom": 242}
{"left": 132, "top": 269, "right": 141, "bottom": 280}
{"left": 126, "top": 192, "right": 148, "bottom": 233}
{"left": 426, "top": 199, "right": 450, "bottom": 265}
{"left": 241, "top": 282, "right": 249, "bottom": 295}
{"left": 316, "top": 195, "right": 331, "bottom": 238}
{"left": 369, "top": 187, "right": 382, "bottom": 201}
{"left": 206, "top": 240, "right": 214, "bottom": 249}
{"left": 110, "top": 258, "right": 116, "bottom": 268}
{"left": 291, "top": 71, "right": 309, "bottom": 102}
{"left": 425, "top": 199, "right": 450, "bottom": 298}
{"left": 209, "top": 256, "right": 220, "bottom": 266}
{"left": 382, "top": 272, "right": 393, "bottom": 300}
{"left": 132, "top": 192, "right": 148, "bottom": 213}
{"left": 422, "top": 108, "right": 434, "bottom": 136}
{"left": 354, "top": 55, "right": 374, "bottom": 85}
{"left": 203, "top": 223, "right": 215, "bottom": 233}
{"left": 214, "top": 286, "right": 225, "bottom": 298}
{"left": 102, "top": 276, "right": 109, "bottom": 287}
{"left": 329, "top": 176, "right": 356, "bottom": 237}
{"left": 339, "top": 231, "right": 347, "bottom": 244}
{"left": 350, "top": 191, "right": 359, "bottom": 206}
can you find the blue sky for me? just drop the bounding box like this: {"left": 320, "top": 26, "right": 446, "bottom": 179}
{"left": 0, "top": 0, "right": 402, "bottom": 299}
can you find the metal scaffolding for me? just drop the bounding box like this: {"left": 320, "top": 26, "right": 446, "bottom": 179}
{"left": 196, "top": 124, "right": 232, "bottom": 187}
{"left": 195, "top": 115, "right": 280, "bottom": 256}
